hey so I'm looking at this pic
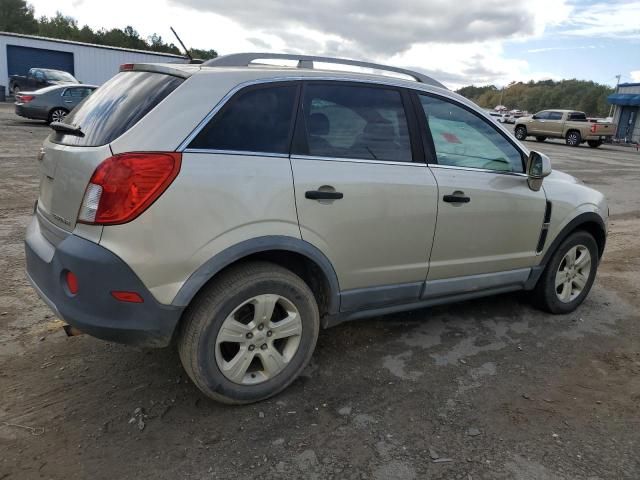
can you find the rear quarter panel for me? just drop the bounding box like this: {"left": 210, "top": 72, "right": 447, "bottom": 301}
{"left": 98, "top": 152, "right": 300, "bottom": 304}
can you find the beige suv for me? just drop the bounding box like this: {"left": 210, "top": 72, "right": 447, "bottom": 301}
{"left": 25, "top": 54, "right": 608, "bottom": 404}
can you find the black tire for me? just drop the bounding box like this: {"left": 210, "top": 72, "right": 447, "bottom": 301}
{"left": 565, "top": 130, "right": 581, "bottom": 147}
{"left": 532, "top": 231, "right": 599, "bottom": 314}
{"left": 178, "top": 261, "right": 320, "bottom": 404}
{"left": 47, "top": 108, "right": 68, "bottom": 124}
{"left": 535, "top": 136, "right": 547, "bottom": 142}
{"left": 514, "top": 125, "right": 527, "bottom": 140}
{"left": 587, "top": 140, "right": 602, "bottom": 148}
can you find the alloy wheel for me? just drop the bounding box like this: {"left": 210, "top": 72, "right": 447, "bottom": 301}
{"left": 555, "top": 245, "right": 591, "bottom": 303}
{"left": 51, "top": 109, "right": 67, "bottom": 123}
{"left": 215, "top": 294, "right": 302, "bottom": 385}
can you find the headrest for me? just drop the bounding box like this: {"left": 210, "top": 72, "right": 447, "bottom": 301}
{"left": 363, "top": 120, "right": 394, "bottom": 139}
{"left": 309, "top": 113, "right": 330, "bottom": 136}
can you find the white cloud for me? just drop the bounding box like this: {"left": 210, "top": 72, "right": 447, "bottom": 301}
{"left": 29, "top": 0, "right": 632, "bottom": 89}
{"left": 561, "top": 1, "right": 640, "bottom": 39}
{"left": 631, "top": 71, "right": 640, "bottom": 82}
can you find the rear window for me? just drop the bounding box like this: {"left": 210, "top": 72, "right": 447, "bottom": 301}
{"left": 50, "top": 71, "right": 183, "bottom": 147}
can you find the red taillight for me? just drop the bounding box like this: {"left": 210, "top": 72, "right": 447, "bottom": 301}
{"left": 111, "top": 291, "right": 144, "bottom": 303}
{"left": 78, "top": 152, "right": 181, "bottom": 225}
{"left": 590, "top": 123, "right": 597, "bottom": 133}
{"left": 17, "top": 94, "right": 35, "bottom": 103}
{"left": 65, "top": 271, "right": 79, "bottom": 295}
{"left": 120, "top": 63, "right": 134, "bottom": 71}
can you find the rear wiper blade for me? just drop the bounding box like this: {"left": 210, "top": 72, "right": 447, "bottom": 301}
{"left": 49, "top": 122, "right": 84, "bottom": 137}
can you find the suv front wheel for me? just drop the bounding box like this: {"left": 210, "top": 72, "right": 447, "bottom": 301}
{"left": 178, "top": 261, "right": 320, "bottom": 404}
{"left": 532, "top": 231, "right": 599, "bottom": 314}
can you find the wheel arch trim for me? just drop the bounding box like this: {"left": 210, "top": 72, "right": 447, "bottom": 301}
{"left": 171, "top": 235, "right": 341, "bottom": 313}
{"left": 541, "top": 211, "right": 606, "bottom": 266}
{"left": 525, "top": 211, "right": 606, "bottom": 289}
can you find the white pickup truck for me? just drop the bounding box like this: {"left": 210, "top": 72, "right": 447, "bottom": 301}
{"left": 514, "top": 109, "right": 616, "bottom": 148}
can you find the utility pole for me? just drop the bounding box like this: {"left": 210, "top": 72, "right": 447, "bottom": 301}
{"left": 608, "top": 74, "right": 621, "bottom": 118}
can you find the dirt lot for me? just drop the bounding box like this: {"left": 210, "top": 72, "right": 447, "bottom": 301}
{"left": 1, "top": 102, "right": 639, "bottom": 480}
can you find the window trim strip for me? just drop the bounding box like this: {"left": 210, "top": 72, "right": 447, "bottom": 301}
{"left": 290, "top": 154, "right": 428, "bottom": 167}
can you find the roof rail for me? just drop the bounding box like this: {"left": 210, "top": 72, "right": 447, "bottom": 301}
{"left": 204, "top": 52, "right": 446, "bottom": 89}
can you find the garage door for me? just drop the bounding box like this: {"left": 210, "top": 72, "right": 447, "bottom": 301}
{"left": 7, "top": 45, "right": 74, "bottom": 77}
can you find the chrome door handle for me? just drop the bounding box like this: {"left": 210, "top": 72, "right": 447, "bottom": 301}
{"left": 443, "top": 193, "right": 470, "bottom": 204}
{"left": 305, "top": 190, "right": 343, "bottom": 200}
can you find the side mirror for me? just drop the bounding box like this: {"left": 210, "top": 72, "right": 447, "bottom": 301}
{"left": 527, "top": 151, "right": 552, "bottom": 191}
{"left": 531, "top": 115, "right": 538, "bottom": 120}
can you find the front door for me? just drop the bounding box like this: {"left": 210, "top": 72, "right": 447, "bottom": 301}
{"left": 416, "top": 93, "right": 547, "bottom": 293}
{"left": 530, "top": 110, "right": 551, "bottom": 134}
{"left": 290, "top": 82, "right": 439, "bottom": 311}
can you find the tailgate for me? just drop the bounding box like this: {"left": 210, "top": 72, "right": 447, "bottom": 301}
{"left": 37, "top": 138, "right": 111, "bottom": 231}
{"left": 594, "top": 123, "right": 615, "bottom": 135}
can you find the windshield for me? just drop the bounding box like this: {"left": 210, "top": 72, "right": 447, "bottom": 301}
{"left": 44, "top": 70, "right": 77, "bottom": 82}
{"left": 50, "top": 71, "right": 183, "bottom": 147}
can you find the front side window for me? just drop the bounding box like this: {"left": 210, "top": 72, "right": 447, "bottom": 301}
{"left": 298, "top": 83, "right": 412, "bottom": 162}
{"left": 535, "top": 111, "right": 550, "bottom": 120}
{"left": 419, "top": 94, "right": 524, "bottom": 173}
{"left": 189, "top": 84, "right": 297, "bottom": 154}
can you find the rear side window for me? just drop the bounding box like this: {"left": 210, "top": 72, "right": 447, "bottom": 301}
{"left": 569, "top": 112, "right": 587, "bottom": 121}
{"left": 188, "top": 84, "right": 298, "bottom": 154}
{"left": 63, "top": 87, "right": 94, "bottom": 98}
{"left": 548, "top": 111, "right": 563, "bottom": 120}
{"left": 296, "top": 83, "right": 412, "bottom": 162}
{"left": 51, "top": 71, "right": 183, "bottom": 147}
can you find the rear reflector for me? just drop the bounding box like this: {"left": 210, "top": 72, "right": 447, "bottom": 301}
{"left": 111, "top": 291, "right": 144, "bottom": 303}
{"left": 78, "top": 152, "right": 181, "bottom": 225}
{"left": 65, "top": 271, "right": 79, "bottom": 294}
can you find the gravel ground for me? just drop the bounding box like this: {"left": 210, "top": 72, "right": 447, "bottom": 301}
{"left": 0, "top": 103, "right": 639, "bottom": 480}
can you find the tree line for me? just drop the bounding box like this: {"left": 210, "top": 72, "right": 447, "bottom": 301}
{"left": 456, "top": 79, "right": 614, "bottom": 117}
{"left": 0, "top": 0, "right": 218, "bottom": 60}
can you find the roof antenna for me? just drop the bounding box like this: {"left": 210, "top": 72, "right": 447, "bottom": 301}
{"left": 170, "top": 26, "right": 202, "bottom": 64}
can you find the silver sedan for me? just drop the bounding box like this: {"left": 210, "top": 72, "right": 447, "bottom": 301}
{"left": 15, "top": 84, "right": 97, "bottom": 123}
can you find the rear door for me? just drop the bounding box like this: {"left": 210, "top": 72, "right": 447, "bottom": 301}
{"left": 290, "top": 81, "right": 439, "bottom": 310}
{"left": 39, "top": 71, "right": 184, "bottom": 232}
{"left": 416, "top": 93, "right": 547, "bottom": 291}
{"left": 60, "top": 86, "right": 94, "bottom": 109}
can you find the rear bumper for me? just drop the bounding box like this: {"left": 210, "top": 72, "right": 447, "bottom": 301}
{"left": 15, "top": 104, "right": 46, "bottom": 120}
{"left": 25, "top": 215, "right": 183, "bottom": 347}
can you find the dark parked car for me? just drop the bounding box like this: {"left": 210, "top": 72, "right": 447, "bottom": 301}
{"left": 9, "top": 68, "right": 79, "bottom": 96}
{"left": 15, "top": 84, "right": 97, "bottom": 123}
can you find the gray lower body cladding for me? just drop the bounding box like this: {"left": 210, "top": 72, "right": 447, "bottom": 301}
{"left": 25, "top": 216, "right": 183, "bottom": 347}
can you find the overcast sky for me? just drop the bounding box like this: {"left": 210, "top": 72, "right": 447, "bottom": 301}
{"left": 29, "top": 0, "right": 640, "bottom": 89}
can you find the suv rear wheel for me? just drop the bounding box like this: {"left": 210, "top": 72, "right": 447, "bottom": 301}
{"left": 532, "top": 231, "right": 598, "bottom": 314}
{"left": 178, "top": 261, "right": 320, "bottom": 404}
